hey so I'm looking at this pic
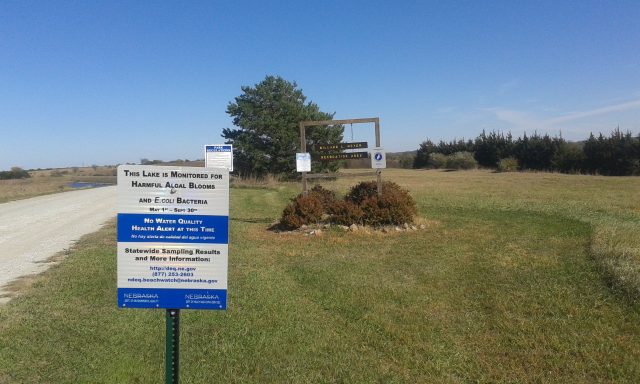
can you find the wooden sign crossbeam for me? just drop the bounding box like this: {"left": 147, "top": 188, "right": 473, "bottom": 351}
{"left": 305, "top": 171, "right": 379, "bottom": 180}
{"left": 300, "top": 117, "right": 379, "bottom": 127}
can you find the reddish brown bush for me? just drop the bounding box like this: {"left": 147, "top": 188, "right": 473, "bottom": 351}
{"left": 329, "top": 200, "right": 364, "bottom": 225}
{"left": 279, "top": 194, "right": 324, "bottom": 229}
{"left": 310, "top": 185, "right": 337, "bottom": 210}
{"left": 345, "top": 181, "right": 380, "bottom": 205}
{"left": 279, "top": 181, "right": 417, "bottom": 229}
{"left": 348, "top": 181, "right": 417, "bottom": 226}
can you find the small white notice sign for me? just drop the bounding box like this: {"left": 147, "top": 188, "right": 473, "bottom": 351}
{"left": 296, "top": 153, "right": 311, "bottom": 172}
{"left": 371, "top": 147, "right": 386, "bottom": 169}
{"left": 205, "top": 144, "right": 233, "bottom": 172}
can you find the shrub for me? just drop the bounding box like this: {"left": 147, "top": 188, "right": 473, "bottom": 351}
{"left": 359, "top": 191, "right": 418, "bottom": 226}
{"left": 498, "top": 157, "right": 519, "bottom": 172}
{"left": 445, "top": 151, "right": 477, "bottom": 170}
{"left": 279, "top": 181, "right": 418, "bottom": 229}
{"left": 346, "top": 181, "right": 417, "bottom": 226}
{"left": 0, "top": 167, "right": 30, "bottom": 180}
{"left": 428, "top": 153, "right": 447, "bottom": 169}
{"left": 309, "top": 185, "right": 337, "bottom": 210}
{"left": 345, "top": 181, "right": 378, "bottom": 205}
{"left": 329, "top": 200, "right": 364, "bottom": 225}
{"left": 279, "top": 194, "right": 324, "bottom": 229}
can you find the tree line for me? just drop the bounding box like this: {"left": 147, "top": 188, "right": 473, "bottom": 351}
{"left": 413, "top": 129, "right": 640, "bottom": 176}
{"left": 219, "top": 75, "right": 639, "bottom": 177}
{"left": 0, "top": 167, "right": 30, "bottom": 180}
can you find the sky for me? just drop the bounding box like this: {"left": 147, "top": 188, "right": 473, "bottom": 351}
{"left": 1, "top": 0, "right": 639, "bottom": 170}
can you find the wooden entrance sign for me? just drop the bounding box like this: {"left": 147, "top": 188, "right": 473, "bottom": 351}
{"left": 299, "top": 117, "right": 382, "bottom": 196}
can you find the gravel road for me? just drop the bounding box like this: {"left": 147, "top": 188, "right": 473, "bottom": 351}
{"left": 0, "top": 187, "right": 116, "bottom": 303}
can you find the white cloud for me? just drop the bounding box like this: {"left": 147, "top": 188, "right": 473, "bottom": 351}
{"left": 547, "top": 99, "right": 640, "bottom": 124}
{"left": 481, "top": 108, "right": 543, "bottom": 131}
{"left": 483, "top": 98, "right": 640, "bottom": 136}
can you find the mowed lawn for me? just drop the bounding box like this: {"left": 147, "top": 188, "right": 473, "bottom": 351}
{"left": 1, "top": 169, "right": 639, "bottom": 383}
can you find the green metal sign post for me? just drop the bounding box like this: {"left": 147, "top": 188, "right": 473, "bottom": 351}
{"left": 165, "top": 309, "right": 180, "bottom": 384}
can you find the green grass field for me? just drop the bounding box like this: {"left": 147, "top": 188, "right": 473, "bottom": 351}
{"left": 1, "top": 169, "right": 639, "bottom": 383}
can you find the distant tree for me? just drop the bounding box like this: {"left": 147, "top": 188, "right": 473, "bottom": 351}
{"left": 445, "top": 152, "right": 477, "bottom": 169}
{"left": 140, "top": 159, "right": 162, "bottom": 165}
{"left": 583, "top": 133, "right": 602, "bottom": 174}
{"left": 513, "top": 132, "right": 562, "bottom": 171}
{"left": 497, "top": 157, "right": 519, "bottom": 172}
{"left": 473, "top": 131, "right": 514, "bottom": 168}
{"left": 0, "top": 166, "right": 30, "bottom": 180}
{"left": 552, "top": 142, "right": 585, "bottom": 173}
{"left": 10, "top": 166, "right": 26, "bottom": 174}
{"left": 436, "top": 138, "right": 474, "bottom": 155}
{"left": 428, "top": 153, "right": 447, "bottom": 169}
{"left": 398, "top": 154, "right": 415, "bottom": 169}
{"left": 583, "top": 129, "right": 639, "bottom": 175}
{"left": 413, "top": 140, "right": 437, "bottom": 168}
{"left": 414, "top": 129, "right": 639, "bottom": 175}
{"left": 222, "top": 75, "right": 343, "bottom": 178}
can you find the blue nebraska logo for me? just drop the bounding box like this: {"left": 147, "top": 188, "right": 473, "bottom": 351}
{"left": 185, "top": 294, "right": 219, "bottom": 300}
{"left": 125, "top": 293, "right": 158, "bottom": 299}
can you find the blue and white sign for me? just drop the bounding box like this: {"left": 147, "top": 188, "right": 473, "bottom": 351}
{"left": 117, "top": 165, "right": 229, "bottom": 310}
{"left": 205, "top": 144, "right": 233, "bottom": 172}
{"left": 371, "top": 147, "right": 386, "bottom": 169}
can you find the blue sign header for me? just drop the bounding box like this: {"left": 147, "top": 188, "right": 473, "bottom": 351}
{"left": 118, "top": 213, "right": 228, "bottom": 244}
{"left": 206, "top": 145, "right": 232, "bottom": 152}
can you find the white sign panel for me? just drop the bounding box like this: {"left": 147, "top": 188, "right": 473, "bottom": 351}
{"left": 205, "top": 144, "right": 233, "bottom": 172}
{"left": 296, "top": 153, "right": 311, "bottom": 172}
{"left": 371, "top": 147, "right": 386, "bottom": 169}
{"left": 117, "top": 165, "right": 229, "bottom": 310}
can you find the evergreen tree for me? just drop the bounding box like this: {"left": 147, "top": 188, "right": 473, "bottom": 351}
{"left": 583, "top": 129, "right": 639, "bottom": 175}
{"left": 414, "top": 129, "right": 639, "bottom": 175}
{"left": 552, "top": 142, "right": 585, "bottom": 173}
{"left": 473, "top": 130, "right": 514, "bottom": 167}
{"left": 413, "top": 140, "right": 437, "bottom": 168}
{"left": 436, "top": 138, "right": 474, "bottom": 155}
{"left": 513, "top": 132, "right": 562, "bottom": 171}
{"left": 223, "top": 76, "right": 343, "bottom": 178}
